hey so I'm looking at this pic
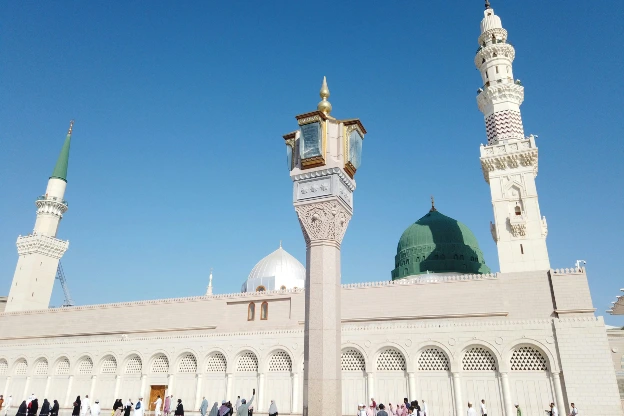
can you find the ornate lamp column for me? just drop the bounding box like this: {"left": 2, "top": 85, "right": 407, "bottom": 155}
{"left": 283, "top": 77, "right": 366, "bottom": 416}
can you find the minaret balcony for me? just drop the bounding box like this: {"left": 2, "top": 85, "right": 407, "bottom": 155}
{"left": 35, "top": 195, "right": 69, "bottom": 217}
{"left": 475, "top": 42, "right": 515, "bottom": 67}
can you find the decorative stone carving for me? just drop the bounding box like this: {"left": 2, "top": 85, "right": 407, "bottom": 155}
{"left": 508, "top": 215, "right": 527, "bottom": 237}
{"left": 295, "top": 200, "right": 352, "bottom": 245}
{"left": 16, "top": 234, "right": 69, "bottom": 259}
{"left": 478, "top": 27, "right": 508, "bottom": 46}
{"left": 477, "top": 83, "right": 524, "bottom": 113}
{"left": 474, "top": 43, "right": 515, "bottom": 68}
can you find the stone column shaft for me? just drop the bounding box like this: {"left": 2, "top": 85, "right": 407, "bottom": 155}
{"left": 452, "top": 372, "right": 463, "bottom": 416}
{"left": 225, "top": 373, "right": 233, "bottom": 402}
{"left": 499, "top": 372, "right": 512, "bottom": 416}
{"left": 551, "top": 371, "right": 566, "bottom": 415}
{"left": 291, "top": 372, "right": 300, "bottom": 414}
{"left": 408, "top": 372, "right": 417, "bottom": 401}
{"left": 65, "top": 376, "right": 74, "bottom": 407}
{"left": 366, "top": 372, "right": 375, "bottom": 402}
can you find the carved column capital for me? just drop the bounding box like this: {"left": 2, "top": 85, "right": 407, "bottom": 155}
{"left": 295, "top": 199, "right": 352, "bottom": 246}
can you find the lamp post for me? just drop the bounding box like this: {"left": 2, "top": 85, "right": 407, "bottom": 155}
{"left": 283, "top": 77, "right": 366, "bottom": 416}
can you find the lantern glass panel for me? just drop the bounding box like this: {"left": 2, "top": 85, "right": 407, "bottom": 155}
{"left": 348, "top": 130, "right": 363, "bottom": 169}
{"left": 300, "top": 122, "right": 322, "bottom": 159}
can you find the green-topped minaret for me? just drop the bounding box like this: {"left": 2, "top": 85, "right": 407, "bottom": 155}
{"left": 50, "top": 120, "right": 73, "bottom": 182}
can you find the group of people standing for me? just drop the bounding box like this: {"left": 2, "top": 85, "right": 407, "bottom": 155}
{"left": 0, "top": 394, "right": 62, "bottom": 416}
{"left": 358, "top": 398, "right": 428, "bottom": 416}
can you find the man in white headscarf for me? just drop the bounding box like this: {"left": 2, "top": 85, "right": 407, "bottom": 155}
{"left": 236, "top": 390, "right": 255, "bottom": 416}
{"left": 153, "top": 396, "right": 162, "bottom": 416}
{"left": 268, "top": 401, "right": 278, "bottom": 416}
{"left": 134, "top": 398, "right": 144, "bottom": 416}
{"left": 234, "top": 398, "right": 241, "bottom": 416}
{"left": 82, "top": 395, "right": 91, "bottom": 416}
{"left": 92, "top": 401, "right": 101, "bottom": 416}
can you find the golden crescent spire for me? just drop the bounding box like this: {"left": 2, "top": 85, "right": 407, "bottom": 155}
{"left": 317, "top": 76, "right": 332, "bottom": 115}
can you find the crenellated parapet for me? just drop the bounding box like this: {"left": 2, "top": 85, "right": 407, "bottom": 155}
{"left": 35, "top": 195, "right": 68, "bottom": 218}
{"left": 479, "top": 136, "right": 538, "bottom": 183}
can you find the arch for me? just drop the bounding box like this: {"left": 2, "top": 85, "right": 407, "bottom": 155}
{"left": 256, "top": 285, "right": 266, "bottom": 292}
{"left": 509, "top": 345, "right": 548, "bottom": 371}
{"left": 268, "top": 350, "right": 292, "bottom": 372}
{"left": 206, "top": 352, "right": 227, "bottom": 373}
{"left": 461, "top": 345, "right": 498, "bottom": 371}
{"left": 13, "top": 358, "right": 28, "bottom": 376}
{"left": 260, "top": 302, "right": 268, "bottom": 320}
{"left": 0, "top": 358, "right": 8, "bottom": 375}
{"left": 77, "top": 356, "right": 94, "bottom": 375}
{"left": 236, "top": 350, "right": 259, "bottom": 372}
{"left": 417, "top": 347, "right": 450, "bottom": 371}
{"left": 248, "top": 302, "right": 255, "bottom": 321}
{"left": 54, "top": 356, "right": 70, "bottom": 375}
{"left": 124, "top": 354, "right": 143, "bottom": 375}
{"left": 34, "top": 358, "right": 49, "bottom": 375}
{"left": 501, "top": 339, "right": 558, "bottom": 372}
{"left": 100, "top": 355, "right": 118, "bottom": 374}
{"left": 177, "top": 353, "right": 198, "bottom": 373}
{"left": 341, "top": 348, "right": 366, "bottom": 372}
{"left": 150, "top": 353, "right": 170, "bottom": 374}
{"left": 376, "top": 347, "right": 407, "bottom": 371}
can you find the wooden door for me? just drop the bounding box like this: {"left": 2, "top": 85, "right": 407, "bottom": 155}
{"left": 149, "top": 385, "right": 167, "bottom": 413}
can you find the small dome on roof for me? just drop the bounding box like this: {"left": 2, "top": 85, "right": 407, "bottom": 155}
{"left": 391, "top": 208, "right": 491, "bottom": 279}
{"left": 242, "top": 245, "right": 305, "bottom": 292}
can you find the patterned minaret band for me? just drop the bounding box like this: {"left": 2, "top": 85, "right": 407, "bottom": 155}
{"left": 476, "top": 7, "right": 524, "bottom": 145}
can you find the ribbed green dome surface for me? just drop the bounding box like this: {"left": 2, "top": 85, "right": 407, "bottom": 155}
{"left": 391, "top": 209, "right": 490, "bottom": 279}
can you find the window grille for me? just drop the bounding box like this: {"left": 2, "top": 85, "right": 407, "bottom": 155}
{"left": 125, "top": 356, "right": 142, "bottom": 374}
{"left": 15, "top": 360, "right": 28, "bottom": 375}
{"left": 152, "top": 354, "right": 170, "bottom": 373}
{"left": 206, "top": 353, "right": 227, "bottom": 372}
{"left": 78, "top": 357, "right": 93, "bottom": 375}
{"left": 268, "top": 351, "right": 292, "bottom": 372}
{"left": 236, "top": 352, "right": 258, "bottom": 372}
{"left": 0, "top": 359, "right": 7, "bottom": 375}
{"left": 418, "top": 348, "right": 450, "bottom": 371}
{"left": 510, "top": 346, "right": 548, "bottom": 371}
{"left": 56, "top": 358, "right": 70, "bottom": 375}
{"left": 178, "top": 354, "right": 198, "bottom": 373}
{"left": 376, "top": 348, "right": 406, "bottom": 371}
{"left": 462, "top": 347, "right": 497, "bottom": 371}
{"left": 341, "top": 349, "right": 366, "bottom": 371}
{"left": 35, "top": 359, "right": 49, "bottom": 375}
{"left": 102, "top": 356, "right": 118, "bottom": 374}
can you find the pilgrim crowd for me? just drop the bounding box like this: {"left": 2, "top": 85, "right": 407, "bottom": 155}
{"left": 0, "top": 393, "right": 579, "bottom": 416}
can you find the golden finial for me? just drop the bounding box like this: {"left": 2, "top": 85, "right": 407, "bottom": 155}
{"left": 430, "top": 195, "right": 437, "bottom": 212}
{"left": 67, "top": 120, "right": 75, "bottom": 135}
{"left": 317, "top": 76, "right": 332, "bottom": 115}
{"left": 485, "top": 0, "right": 491, "bottom": 9}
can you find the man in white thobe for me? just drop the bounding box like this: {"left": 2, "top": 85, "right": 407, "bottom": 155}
{"left": 153, "top": 396, "right": 162, "bottom": 416}
{"left": 235, "top": 397, "right": 241, "bottom": 415}
{"left": 82, "top": 395, "right": 91, "bottom": 416}
{"left": 569, "top": 403, "right": 578, "bottom": 416}
{"left": 480, "top": 399, "right": 487, "bottom": 416}
{"left": 3, "top": 396, "right": 12, "bottom": 416}
{"left": 467, "top": 402, "right": 477, "bottom": 416}
{"left": 134, "top": 398, "right": 144, "bottom": 416}
{"left": 92, "top": 401, "right": 101, "bottom": 416}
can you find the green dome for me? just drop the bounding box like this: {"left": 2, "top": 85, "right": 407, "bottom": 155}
{"left": 391, "top": 209, "right": 491, "bottom": 279}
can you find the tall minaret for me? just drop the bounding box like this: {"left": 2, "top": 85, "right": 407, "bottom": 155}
{"left": 5, "top": 122, "right": 73, "bottom": 312}
{"left": 206, "top": 269, "right": 213, "bottom": 296}
{"left": 476, "top": 3, "right": 550, "bottom": 273}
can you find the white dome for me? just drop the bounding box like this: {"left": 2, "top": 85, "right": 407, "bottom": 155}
{"left": 241, "top": 245, "right": 305, "bottom": 292}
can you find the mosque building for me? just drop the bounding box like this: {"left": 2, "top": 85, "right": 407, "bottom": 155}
{"left": 1, "top": 4, "right": 623, "bottom": 416}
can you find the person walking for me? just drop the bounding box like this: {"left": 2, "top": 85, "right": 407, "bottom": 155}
{"left": 91, "top": 400, "right": 100, "bottom": 416}
{"left": 163, "top": 397, "right": 171, "bottom": 416}
{"left": 377, "top": 404, "right": 388, "bottom": 416}
{"left": 82, "top": 396, "right": 91, "bottom": 416}
{"left": 72, "top": 397, "right": 81, "bottom": 416}
{"left": 268, "top": 401, "right": 278, "bottom": 416}
{"left": 153, "top": 397, "right": 162, "bottom": 416}
{"left": 134, "top": 398, "right": 144, "bottom": 416}
{"left": 199, "top": 398, "right": 208, "bottom": 416}
{"left": 27, "top": 399, "right": 38, "bottom": 416}
{"left": 113, "top": 400, "right": 123, "bottom": 416}
{"left": 16, "top": 402, "right": 27, "bottom": 416}
{"left": 3, "top": 395, "right": 12, "bottom": 416}
{"left": 569, "top": 403, "right": 578, "bottom": 416}
{"left": 51, "top": 401, "right": 59, "bottom": 416}
{"left": 208, "top": 403, "right": 219, "bottom": 416}
{"left": 174, "top": 400, "right": 183, "bottom": 416}
{"left": 40, "top": 400, "right": 51, "bottom": 416}
{"left": 514, "top": 403, "right": 521, "bottom": 416}
{"left": 124, "top": 400, "right": 133, "bottom": 416}
{"left": 466, "top": 402, "right": 476, "bottom": 416}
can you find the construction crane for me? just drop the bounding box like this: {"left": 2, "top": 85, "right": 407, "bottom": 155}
{"left": 55, "top": 261, "right": 75, "bottom": 307}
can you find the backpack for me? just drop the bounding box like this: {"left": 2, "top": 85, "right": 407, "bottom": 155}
{"left": 135, "top": 403, "right": 141, "bottom": 410}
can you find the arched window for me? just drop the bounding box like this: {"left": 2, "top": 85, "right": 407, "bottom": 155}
{"left": 256, "top": 285, "right": 266, "bottom": 292}
{"left": 56, "top": 358, "right": 70, "bottom": 375}
{"left": 341, "top": 349, "right": 366, "bottom": 372}
{"left": 462, "top": 347, "right": 497, "bottom": 371}
{"left": 510, "top": 346, "right": 548, "bottom": 371}
{"left": 376, "top": 348, "right": 406, "bottom": 371}
{"left": 515, "top": 205, "right": 521, "bottom": 216}
{"left": 261, "top": 302, "right": 268, "bottom": 320}
{"left": 248, "top": 302, "right": 255, "bottom": 321}
{"left": 418, "top": 348, "right": 450, "bottom": 371}
{"left": 0, "top": 359, "right": 8, "bottom": 375}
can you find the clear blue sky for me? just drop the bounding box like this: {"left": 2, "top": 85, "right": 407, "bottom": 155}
{"left": 1, "top": 1, "right": 623, "bottom": 325}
